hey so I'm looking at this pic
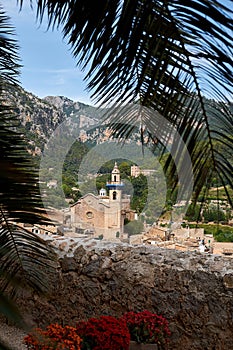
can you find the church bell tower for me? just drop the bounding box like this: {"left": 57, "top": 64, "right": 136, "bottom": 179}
{"left": 106, "top": 162, "right": 124, "bottom": 201}
{"left": 105, "top": 162, "right": 124, "bottom": 235}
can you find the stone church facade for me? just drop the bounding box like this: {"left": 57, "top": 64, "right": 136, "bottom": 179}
{"left": 66, "top": 163, "right": 135, "bottom": 240}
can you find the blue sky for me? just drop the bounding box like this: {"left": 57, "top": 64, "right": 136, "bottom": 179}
{"left": 3, "top": 0, "right": 93, "bottom": 105}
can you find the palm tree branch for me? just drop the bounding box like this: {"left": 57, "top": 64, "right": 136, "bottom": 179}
{"left": 16, "top": 0, "right": 233, "bottom": 212}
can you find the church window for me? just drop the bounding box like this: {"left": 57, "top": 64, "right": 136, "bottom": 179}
{"left": 113, "top": 191, "right": 117, "bottom": 200}
{"left": 86, "top": 211, "right": 93, "bottom": 219}
{"left": 114, "top": 175, "right": 117, "bottom": 182}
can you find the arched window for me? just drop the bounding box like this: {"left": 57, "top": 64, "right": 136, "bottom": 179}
{"left": 113, "top": 191, "right": 117, "bottom": 200}
{"left": 114, "top": 175, "right": 117, "bottom": 182}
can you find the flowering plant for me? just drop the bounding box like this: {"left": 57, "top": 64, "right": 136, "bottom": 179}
{"left": 122, "top": 310, "right": 170, "bottom": 347}
{"left": 76, "top": 315, "right": 130, "bottom": 350}
{"left": 24, "top": 323, "right": 82, "bottom": 350}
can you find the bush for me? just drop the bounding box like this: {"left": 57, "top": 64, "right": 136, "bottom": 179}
{"left": 122, "top": 310, "right": 170, "bottom": 347}
{"left": 76, "top": 315, "right": 130, "bottom": 350}
{"left": 213, "top": 230, "right": 233, "bottom": 242}
{"left": 124, "top": 220, "right": 144, "bottom": 235}
{"left": 24, "top": 324, "right": 82, "bottom": 350}
{"left": 203, "top": 208, "right": 226, "bottom": 223}
{"left": 24, "top": 312, "right": 170, "bottom": 349}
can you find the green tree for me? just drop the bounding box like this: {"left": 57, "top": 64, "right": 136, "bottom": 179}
{"left": 203, "top": 208, "right": 226, "bottom": 223}
{"left": 17, "top": 0, "right": 233, "bottom": 212}
{"left": 119, "top": 161, "right": 132, "bottom": 177}
{"left": 124, "top": 220, "right": 144, "bottom": 236}
{"left": 213, "top": 230, "right": 233, "bottom": 242}
{"left": 185, "top": 204, "right": 202, "bottom": 222}
{"left": 96, "top": 174, "right": 109, "bottom": 192}
{"left": 62, "top": 183, "right": 73, "bottom": 197}
{"left": 131, "top": 175, "right": 148, "bottom": 213}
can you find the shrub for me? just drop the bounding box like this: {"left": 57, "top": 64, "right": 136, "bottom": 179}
{"left": 124, "top": 220, "right": 144, "bottom": 235}
{"left": 24, "top": 324, "right": 82, "bottom": 350}
{"left": 122, "top": 310, "right": 170, "bottom": 347}
{"left": 76, "top": 315, "right": 130, "bottom": 350}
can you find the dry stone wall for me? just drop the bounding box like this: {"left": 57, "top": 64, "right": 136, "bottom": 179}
{"left": 17, "top": 237, "right": 233, "bottom": 350}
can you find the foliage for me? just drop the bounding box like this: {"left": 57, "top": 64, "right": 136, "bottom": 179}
{"left": 99, "top": 159, "right": 132, "bottom": 176}
{"left": 207, "top": 186, "right": 233, "bottom": 202}
{"left": 184, "top": 204, "right": 202, "bottom": 222}
{"left": 203, "top": 208, "right": 226, "bottom": 223}
{"left": 24, "top": 312, "right": 171, "bottom": 349}
{"left": 122, "top": 310, "right": 170, "bottom": 347}
{"left": 213, "top": 230, "right": 233, "bottom": 242}
{"left": 24, "top": 324, "right": 82, "bottom": 350}
{"left": 130, "top": 175, "right": 148, "bottom": 213}
{"left": 124, "top": 220, "right": 144, "bottom": 236}
{"left": 118, "top": 161, "right": 132, "bottom": 177}
{"left": 76, "top": 315, "right": 130, "bottom": 350}
{"left": 63, "top": 141, "right": 90, "bottom": 177}
{"left": 2, "top": 0, "right": 233, "bottom": 344}
{"left": 0, "top": 8, "right": 58, "bottom": 350}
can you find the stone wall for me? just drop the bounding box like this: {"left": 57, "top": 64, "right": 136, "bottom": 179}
{"left": 16, "top": 237, "right": 233, "bottom": 350}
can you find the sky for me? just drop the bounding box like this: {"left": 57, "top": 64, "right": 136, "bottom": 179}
{"left": 3, "top": 0, "right": 93, "bottom": 105}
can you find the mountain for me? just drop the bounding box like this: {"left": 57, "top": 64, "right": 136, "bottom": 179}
{"left": 8, "top": 86, "right": 104, "bottom": 154}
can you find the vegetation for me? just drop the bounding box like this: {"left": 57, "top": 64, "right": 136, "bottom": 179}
{"left": 202, "top": 208, "right": 226, "bottom": 223}
{"left": 24, "top": 311, "right": 170, "bottom": 349}
{"left": 124, "top": 219, "right": 144, "bottom": 236}
{"left": 122, "top": 310, "right": 170, "bottom": 346}
{"left": 214, "top": 230, "right": 233, "bottom": 242}
{"left": 184, "top": 204, "right": 202, "bottom": 222}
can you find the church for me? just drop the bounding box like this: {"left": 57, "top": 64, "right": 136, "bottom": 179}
{"left": 65, "top": 163, "right": 135, "bottom": 240}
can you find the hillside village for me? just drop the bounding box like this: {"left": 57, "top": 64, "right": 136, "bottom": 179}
{"left": 20, "top": 162, "right": 233, "bottom": 257}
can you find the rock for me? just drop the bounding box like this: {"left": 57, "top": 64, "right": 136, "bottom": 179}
{"left": 223, "top": 273, "right": 233, "bottom": 288}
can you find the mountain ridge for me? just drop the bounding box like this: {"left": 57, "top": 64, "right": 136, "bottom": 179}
{"left": 8, "top": 86, "right": 104, "bottom": 153}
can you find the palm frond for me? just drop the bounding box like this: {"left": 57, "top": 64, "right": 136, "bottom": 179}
{"left": 17, "top": 0, "right": 233, "bottom": 213}
{"left": 0, "top": 5, "right": 20, "bottom": 85}
{"left": 0, "top": 4, "right": 57, "bottom": 330}
{"left": 0, "top": 101, "right": 48, "bottom": 224}
{"left": 0, "top": 213, "right": 56, "bottom": 294}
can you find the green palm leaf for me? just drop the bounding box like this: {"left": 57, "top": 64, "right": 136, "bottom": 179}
{"left": 17, "top": 0, "right": 232, "bottom": 212}
{"left": 0, "top": 4, "right": 56, "bottom": 332}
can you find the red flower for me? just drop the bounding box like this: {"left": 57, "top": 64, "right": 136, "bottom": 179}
{"left": 76, "top": 315, "right": 130, "bottom": 350}
{"left": 24, "top": 324, "right": 82, "bottom": 350}
{"left": 121, "top": 310, "right": 171, "bottom": 347}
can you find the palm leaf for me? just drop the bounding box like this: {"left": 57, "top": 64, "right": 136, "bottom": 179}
{"left": 17, "top": 0, "right": 233, "bottom": 212}
{"left": 0, "top": 215, "right": 56, "bottom": 294}
{"left": 0, "top": 4, "right": 57, "bottom": 332}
